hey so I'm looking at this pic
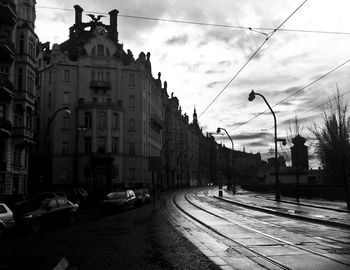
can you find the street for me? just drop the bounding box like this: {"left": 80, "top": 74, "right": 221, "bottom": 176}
{"left": 1, "top": 187, "right": 350, "bottom": 269}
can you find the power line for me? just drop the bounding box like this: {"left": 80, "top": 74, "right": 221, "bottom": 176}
{"left": 275, "top": 89, "right": 350, "bottom": 130}
{"left": 232, "top": 58, "right": 350, "bottom": 131}
{"left": 199, "top": 0, "right": 308, "bottom": 118}
{"left": 35, "top": 5, "right": 350, "bottom": 36}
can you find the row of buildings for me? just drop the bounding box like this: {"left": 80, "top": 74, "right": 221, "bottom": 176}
{"left": 1, "top": 2, "right": 318, "bottom": 199}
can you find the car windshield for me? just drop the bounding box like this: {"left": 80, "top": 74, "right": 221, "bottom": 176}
{"left": 106, "top": 192, "right": 125, "bottom": 199}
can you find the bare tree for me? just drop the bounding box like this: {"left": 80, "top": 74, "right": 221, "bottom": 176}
{"left": 311, "top": 87, "right": 350, "bottom": 209}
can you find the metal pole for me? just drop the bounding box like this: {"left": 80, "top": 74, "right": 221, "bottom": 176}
{"left": 254, "top": 93, "right": 280, "bottom": 202}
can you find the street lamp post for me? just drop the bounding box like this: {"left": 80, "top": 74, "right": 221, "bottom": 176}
{"left": 217, "top": 127, "right": 235, "bottom": 194}
{"left": 44, "top": 106, "right": 71, "bottom": 187}
{"left": 248, "top": 90, "right": 281, "bottom": 201}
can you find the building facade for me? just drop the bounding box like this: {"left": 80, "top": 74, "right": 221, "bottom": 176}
{"left": 0, "top": 0, "right": 38, "bottom": 198}
{"left": 36, "top": 6, "right": 165, "bottom": 194}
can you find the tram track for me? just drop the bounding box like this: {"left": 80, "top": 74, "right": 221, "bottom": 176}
{"left": 170, "top": 188, "right": 350, "bottom": 270}
{"left": 197, "top": 190, "right": 350, "bottom": 246}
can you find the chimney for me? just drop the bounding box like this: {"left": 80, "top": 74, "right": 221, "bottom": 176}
{"left": 109, "top": 9, "right": 119, "bottom": 41}
{"left": 74, "top": 5, "right": 83, "bottom": 25}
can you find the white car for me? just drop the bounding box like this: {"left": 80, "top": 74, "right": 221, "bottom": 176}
{"left": 0, "top": 203, "right": 15, "bottom": 236}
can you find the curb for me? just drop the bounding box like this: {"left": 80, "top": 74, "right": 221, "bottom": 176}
{"left": 214, "top": 195, "right": 350, "bottom": 230}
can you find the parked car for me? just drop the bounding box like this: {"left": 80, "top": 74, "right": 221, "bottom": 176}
{"left": 67, "top": 188, "right": 89, "bottom": 207}
{"left": 0, "top": 203, "right": 15, "bottom": 236}
{"left": 100, "top": 190, "right": 136, "bottom": 213}
{"left": 134, "top": 188, "right": 151, "bottom": 206}
{"left": 16, "top": 197, "right": 79, "bottom": 233}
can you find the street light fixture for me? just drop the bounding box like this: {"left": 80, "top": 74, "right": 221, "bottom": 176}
{"left": 217, "top": 127, "right": 235, "bottom": 195}
{"left": 248, "top": 90, "right": 281, "bottom": 201}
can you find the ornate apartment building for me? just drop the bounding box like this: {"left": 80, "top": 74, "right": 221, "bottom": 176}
{"left": 36, "top": 6, "right": 165, "bottom": 194}
{"left": 0, "top": 0, "right": 38, "bottom": 198}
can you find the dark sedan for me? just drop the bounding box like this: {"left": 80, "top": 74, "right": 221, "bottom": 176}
{"left": 100, "top": 190, "right": 136, "bottom": 213}
{"left": 16, "top": 197, "right": 79, "bottom": 233}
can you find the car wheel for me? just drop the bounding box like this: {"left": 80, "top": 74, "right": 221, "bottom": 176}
{"left": 69, "top": 213, "right": 77, "bottom": 224}
{"left": 31, "top": 219, "right": 42, "bottom": 234}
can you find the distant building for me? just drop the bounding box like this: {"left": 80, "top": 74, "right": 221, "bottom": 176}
{"left": 291, "top": 134, "right": 309, "bottom": 171}
{"left": 0, "top": 0, "right": 38, "bottom": 198}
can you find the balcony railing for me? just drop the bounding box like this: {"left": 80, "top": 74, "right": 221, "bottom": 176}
{"left": 150, "top": 114, "right": 163, "bottom": 130}
{"left": 0, "top": 0, "right": 17, "bottom": 25}
{"left": 90, "top": 80, "right": 111, "bottom": 90}
{"left": 0, "top": 38, "right": 15, "bottom": 61}
{"left": 0, "top": 77, "right": 13, "bottom": 99}
{"left": 0, "top": 117, "right": 12, "bottom": 135}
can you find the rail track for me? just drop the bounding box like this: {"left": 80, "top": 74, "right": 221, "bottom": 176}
{"left": 168, "top": 188, "right": 350, "bottom": 270}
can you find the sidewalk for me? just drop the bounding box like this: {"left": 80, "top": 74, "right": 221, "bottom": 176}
{"left": 210, "top": 188, "right": 350, "bottom": 229}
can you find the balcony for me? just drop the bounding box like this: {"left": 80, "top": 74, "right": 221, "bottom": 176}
{"left": 0, "top": 78, "right": 13, "bottom": 100}
{"left": 14, "top": 90, "right": 35, "bottom": 104}
{"left": 150, "top": 114, "right": 163, "bottom": 130}
{"left": 0, "top": 0, "right": 17, "bottom": 26}
{"left": 0, "top": 38, "right": 15, "bottom": 62}
{"left": 0, "top": 117, "right": 12, "bottom": 135}
{"left": 90, "top": 80, "right": 111, "bottom": 90}
{"left": 12, "top": 127, "right": 34, "bottom": 139}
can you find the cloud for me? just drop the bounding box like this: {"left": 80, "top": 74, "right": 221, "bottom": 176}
{"left": 207, "top": 81, "right": 224, "bottom": 88}
{"left": 232, "top": 131, "right": 272, "bottom": 141}
{"left": 165, "top": 34, "right": 188, "bottom": 45}
{"left": 205, "top": 69, "right": 225, "bottom": 74}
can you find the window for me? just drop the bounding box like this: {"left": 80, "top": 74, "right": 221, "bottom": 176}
{"left": 106, "top": 47, "right": 110, "bottom": 57}
{"left": 98, "top": 112, "right": 107, "bottom": 129}
{"left": 91, "top": 71, "right": 95, "bottom": 81}
{"left": 0, "top": 65, "right": 9, "bottom": 79}
{"left": 129, "top": 95, "right": 135, "bottom": 108}
{"left": 84, "top": 137, "right": 91, "bottom": 153}
{"left": 48, "top": 93, "right": 51, "bottom": 107}
{"left": 25, "top": 112, "right": 32, "bottom": 129}
{"left": 112, "top": 137, "right": 119, "bottom": 154}
{"left": 13, "top": 147, "right": 21, "bottom": 168}
{"left": 63, "top": 115, "right": 70, "bottom": 129}
{"left": 49, "top": 71, "right": 52, "bottom": 83}
{"left": 63, "top": 92, "right": 70, "bottom": 105}
{"left": 112, "top": 113, "right": 119, "bottom": 129}
{"left": 27, "top": 70, "right": 34, "bottom": 95}
{"left": 97, "top": 45, "right": 104, "bottom": 56}
{"left": 129, "top": 143, "right": 135, "bottom": 155}
{"left": 128, "top": 168, "right": 135, "bottom": 181}
{"left": 84, "top": 112, "right": 92, "bottom": 128}
{"left": 18, "top": 68, "right": 23, "bottom": 91}
{"left": 64, "top": 70, "right": 70, "bottom": 81}
{"left": 106, "top": 71, "right": 110, "bottom": 82}
{"left": 57, "top": 199, "right": 68, "bottom": 207}
{"left": 28, "top": 37, "right": 35, "bottom": 58}
{"left": 98, "top": 137, "right": 106, "bottom": 153}
{"left": 97, "top": 70, "right": 104, "bottom": 81}
{"left": 48, "top": 200, "right": 58, "bottom": 209}
{"left": 19, "top": 34, "right": 24, "bottom": 54}
{"left": 0, "top": 104, "right": 5, "bottom": 118}
{"left": 129, "top": 74, "right": 135, "bottom": 86}
{"left": 129, "top": 119, "right": 135, "bottom": 131}
{"left": 62, "top": 141, "right": 68, "bottom": 154}
{"left": 91, "top": 46, "right": 96, "bottom": 56}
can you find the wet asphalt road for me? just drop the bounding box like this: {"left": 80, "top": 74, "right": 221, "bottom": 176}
{"left": 0, "top": 198, "right": 220, "bottom": 270}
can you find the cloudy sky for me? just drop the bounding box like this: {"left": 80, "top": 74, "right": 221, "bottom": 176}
{"left": 35, "top": 0, "right": 350, "bottom": 167}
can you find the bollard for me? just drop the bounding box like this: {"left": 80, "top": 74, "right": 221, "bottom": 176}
{"left": 218, "top": 183, "right": 223, "bottom": 197}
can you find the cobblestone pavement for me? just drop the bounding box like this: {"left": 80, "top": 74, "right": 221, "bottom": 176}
{"left": 0, "top": 198, "right": 220, "bottom": 270}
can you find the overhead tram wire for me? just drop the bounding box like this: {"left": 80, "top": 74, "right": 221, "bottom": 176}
{"left": 198, "top": 0, "right": 308, "bottom": 118}
{"left": 232, "top": 58, "right": 350, "bottom": 132}
{"left": 272, "top": 89, "right": 350, "bottom": 131}
{"left": 35, "top": 5, "right": 350, "bottom": 36}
